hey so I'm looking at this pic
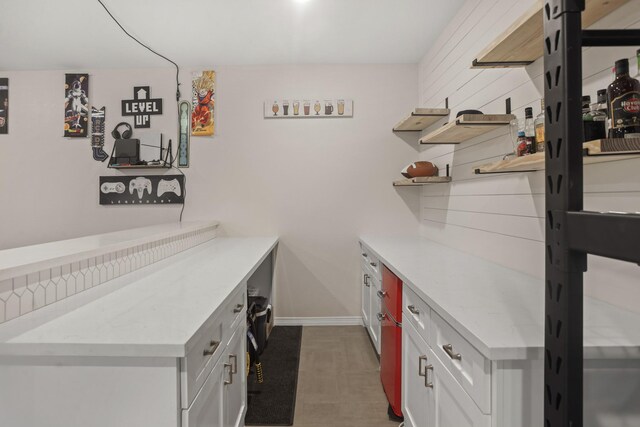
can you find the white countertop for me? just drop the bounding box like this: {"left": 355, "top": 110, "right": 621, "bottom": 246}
{"left": 360, "top": 236, "right": 640, "bottom": 361}
{"left": 0, "top": 221, "right": 219, "bottom": 282}
{"left": 0, "top": 236, "right": 278, "bottom": 358}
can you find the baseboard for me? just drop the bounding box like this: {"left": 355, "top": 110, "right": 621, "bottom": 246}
{"left": 275, "top": 316, "right": 363, "bottom": 326}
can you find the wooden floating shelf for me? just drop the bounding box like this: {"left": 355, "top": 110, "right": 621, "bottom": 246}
{"left": 474, "top": 138, "right": 640, "bottom": 174}
{"left": 393, "top": 176, "right": 452, "bottom": 186}
{"left": 471, "top": 0, "right": 630, "bottom": 69}
{"left": 393, "top": 108, "right": 450, "bottom": 132}
{"left": 419, "top": 114, "right": 515, "bottom": 145}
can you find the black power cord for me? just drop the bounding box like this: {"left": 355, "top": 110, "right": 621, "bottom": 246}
{"left": 96, "top": 0, "right": 181, "bottom": 101}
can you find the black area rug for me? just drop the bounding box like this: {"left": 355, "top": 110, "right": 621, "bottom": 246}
{"left": 245, "top": 326, "right": 303, "bottom": 426}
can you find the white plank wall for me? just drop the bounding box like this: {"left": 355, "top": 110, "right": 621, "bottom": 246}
{"left": 416, "top": 0, "right": 640, "bottom": 312}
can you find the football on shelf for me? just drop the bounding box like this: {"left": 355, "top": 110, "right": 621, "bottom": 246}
{"left": 401, "top": 161, "right": 439, "bottom": 178}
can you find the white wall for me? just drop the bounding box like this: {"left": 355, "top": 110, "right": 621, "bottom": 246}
{"left": 0, "top": 64, "right": 420, "bottom": 318}
{"left": 417, "top": 0, "right": 640, "bottom": 312}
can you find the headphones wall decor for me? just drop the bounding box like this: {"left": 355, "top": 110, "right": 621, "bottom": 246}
{"left": 111, "top": 122, "right": 133, "bottom": 140}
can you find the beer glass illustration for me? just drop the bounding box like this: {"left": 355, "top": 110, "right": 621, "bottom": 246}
{"left": 314, "top": 100, "right": 321, "bottom": 116}
{"left": 293, "top": 101, "right": 300, "bottom": 116}
{"left": 337, "top": 99, "right": 345, "bottom": 116}
{"left": 324, "top": 100, "right": 334, "bottom": 115}
{"left": 272, "top": 101, "right": 279, "bottom": 116}
{"left": 283, "top": 100, "right": 289, "bottom": 115}
{"left": 304, "top": 101, "right": 310, "bottom": 116}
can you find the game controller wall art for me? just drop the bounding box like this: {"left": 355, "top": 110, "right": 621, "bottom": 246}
{"left": 99, "top": 175, "right": 185, "bottom": 205}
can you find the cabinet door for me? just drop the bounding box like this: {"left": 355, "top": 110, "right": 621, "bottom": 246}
{"left": 368, "top": 276, "right": 382, "bottom": 355}
{"left": 224, "top": 321, "right": 247, "bottom": 427}
{"left": 182, "top": 355, "right": 225, "bottom": 427}
{"left": 361, "top": 269, "right": 371, "bottom": 328}
{"left": 403, "top": 320, "right": 435, "bottom": 427}
{"left": 428, "top": 346, "right": 491, "bottom": 427}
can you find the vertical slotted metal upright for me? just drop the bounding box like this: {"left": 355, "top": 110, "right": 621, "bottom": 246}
{"left": 543, "top": 1, "right": 640, "bottom": 426}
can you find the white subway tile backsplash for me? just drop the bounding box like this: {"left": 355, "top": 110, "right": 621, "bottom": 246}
{"left": 0, "top": 225, "right": 218, "bottom": 324}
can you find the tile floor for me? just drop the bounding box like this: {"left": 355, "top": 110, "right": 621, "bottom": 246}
{"left": 258, "top": 325, "right": 400, "bottom": 427}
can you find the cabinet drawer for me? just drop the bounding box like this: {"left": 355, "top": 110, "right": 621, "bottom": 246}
{"left": 359, "top": 243, "right": 381, "bottom": 279}
{"left": 430, "top": 311, "right": 491, "bottom": 414}
{"left": 402, "top": 285, "right": 430, "bottom": 345}
{"left": 182, "top": 310, "right": 225, "bottom": 408}
{"left": 427, "top": 344, "right": 491, "bottom": 427}
{"left": 223, "top": 285, "right": 246, "bottom": 337}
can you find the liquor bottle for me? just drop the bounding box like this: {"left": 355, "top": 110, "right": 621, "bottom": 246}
{"left": 607, "top": 58, "right": 640, "bottom": 138}
{"left": 582, "top": 95, "right": 592, "bottom": 114}
{"left": 534, "top": 99, "right": 545, "bottom": 153}
{"left": 516, "top": 129, "right": 528, "bottom": 157}
{"left": 524, "top": 107, "right": 536, "bottom": 154}
{"left": 596, "top": 89, "right": 611, "bottom": 137}
{"left": 583, "top": 103, "right": 607, "bottom": 142}
{"left": 635, "top": 49, "right": 640, "bottom": 80}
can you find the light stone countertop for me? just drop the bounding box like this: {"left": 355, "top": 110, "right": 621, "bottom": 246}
{"left": 0, "top": 236, "right": 278, "bottom": 358}
{"left": 0, "top": 221, "right": 220, "bottom": 282}
{"left": 360, "top": 235, "right": 640, "bottom": 361}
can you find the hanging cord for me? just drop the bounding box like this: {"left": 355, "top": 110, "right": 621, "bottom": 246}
{"left": 98, "top": 0, "right": 186, "bottom": 222}
{"left": 96, "top": 0, "right": 181, "bottom": 101}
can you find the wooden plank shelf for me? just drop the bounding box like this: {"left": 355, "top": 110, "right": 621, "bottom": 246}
{"left": 393, "top": 176, "right": 452, "bottom": 186}
{"left": 471, "top": 0, "right": 629, "bottom": 69}
{"left": 419, "top": 114, "right": 514, "bottom": 145}
{"left": 393, "top": 108, "right": 450, "bottom": 132}
{"left": 474, "top": 139, "right": 640, "bottom": 174}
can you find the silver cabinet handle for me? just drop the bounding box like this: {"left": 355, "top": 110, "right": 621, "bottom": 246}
{"left": 424, "top": 364, "right": 434, "bottom": 388}
{"left": 376, "top": 312, "right": 386, "bottom": 321}
{"left": 362, "top": 252, "right": 368, "bottom": 258}
{"left": 203, "top": 340, "right": 220, "bottom": 356}
{"left": 224, "top": 362, "right": 233, "bottom": 385}
{"left": 229, "top": 354, "right": 238, "bottom": 374}
{"left": 442, "top": 344, "right": 462, "bottom": 361}
{"left": 364, "top": 274, "right": 370, "bottom": 287}
{"left": 376, "top": 290, "right": 387, "bottom": 299}
{"left": 407, "top": 305, "right": 420, "bottom": 315}
{"left": 233, "top": 303, "right": 245, "bottom": 313}
{"left": 370, "top": 262, "right": 377, "bottom": 267}
{"left": 418, "top": 355, "right": 428, "bottom": 377}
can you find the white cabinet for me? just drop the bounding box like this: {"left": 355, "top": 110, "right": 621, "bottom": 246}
{"left": 224, "top": 321, "right": 247, "bottom": 427}
{"left": 183, "top": 309, "right": 247, "bottom": 427}
{"left": 368, "top": 274, "right": 382, "bottom": 355}
{"left": 402, "top": 317, "right": 432, "bottom": 427}
{"left": 183, "top": 355, "right": 226, "bottom": 427}
{"left": 361, "top": 268, "right": 371, "bottom": 329}
{"left": 403, "top": 318, "right": 490, "bottom": 427}
{"left": 360, "top": 244, "right": 381, "bottom": 355}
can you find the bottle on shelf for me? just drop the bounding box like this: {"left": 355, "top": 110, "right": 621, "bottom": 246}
{"left": 524, "top": 107, "right": 536, "bottom": 155}
{"left": 607, "top": 58, "right": 640, "bottom": 138}
{"left": 596, "top": 89, "right": 608, "bottom": 116}
{"left": 581, "top": 95, "right": 592, "bottom": 114}
{"left": 583, "top": 103, "right": 607, "bottom": 142}
{"left": 534, "top": 99, "right": 545, "bottom": 153}
{"left": 635, "top": 49, "right": 640, "bottom": 80}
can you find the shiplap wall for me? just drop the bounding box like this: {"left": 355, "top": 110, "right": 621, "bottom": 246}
{"left": 417, "top": 0, "right": 640, "bottom": 312}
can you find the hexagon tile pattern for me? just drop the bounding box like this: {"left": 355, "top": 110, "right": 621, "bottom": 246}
{"left": 0, "top": 226, "right": 218, "bottom": 324}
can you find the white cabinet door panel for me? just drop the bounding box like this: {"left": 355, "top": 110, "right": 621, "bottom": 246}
{"left": 361, "top": 268, "right": 371, "bottom": 328}
{"left": 182, "top": 356, "right": 225, "bottom": 427}
{"left": 403, "top": 319, "right": 435, "bottom": 427}
{"left": 224, "top": 321, "right": 247, "bottom": 427}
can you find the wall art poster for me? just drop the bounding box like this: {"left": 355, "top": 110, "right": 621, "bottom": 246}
{"left": 121, "top": 86, "right": 163, "bottom": 129}
{"left": 91, "top": 106, "right": 108, "bottom": 162}
{"left": 264, "top": 99, "right": 353, "bottom": 119}
{"left": 0, "top": 78, "right": 7, "bottom": 134}
{"left": 64, "top": 73, "right": 89, "bottom": 137}
{"left": 178, "top": 101, "right": 191, "bottom": 167}
{"left": 192, "top": 70, "right": 215, "bottom": 136}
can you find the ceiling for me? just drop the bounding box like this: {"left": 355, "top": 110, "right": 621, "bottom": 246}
{"left": 0, "top": 0, "right": 464, "bottom": 70}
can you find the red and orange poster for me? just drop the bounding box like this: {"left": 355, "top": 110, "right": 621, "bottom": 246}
{"left": 191, "top": 70, "right": 215, "bottom": 136}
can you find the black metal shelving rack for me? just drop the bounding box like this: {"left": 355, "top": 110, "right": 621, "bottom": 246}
{"left": 543, "top": 1, "right": 640, "bottom": 426}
